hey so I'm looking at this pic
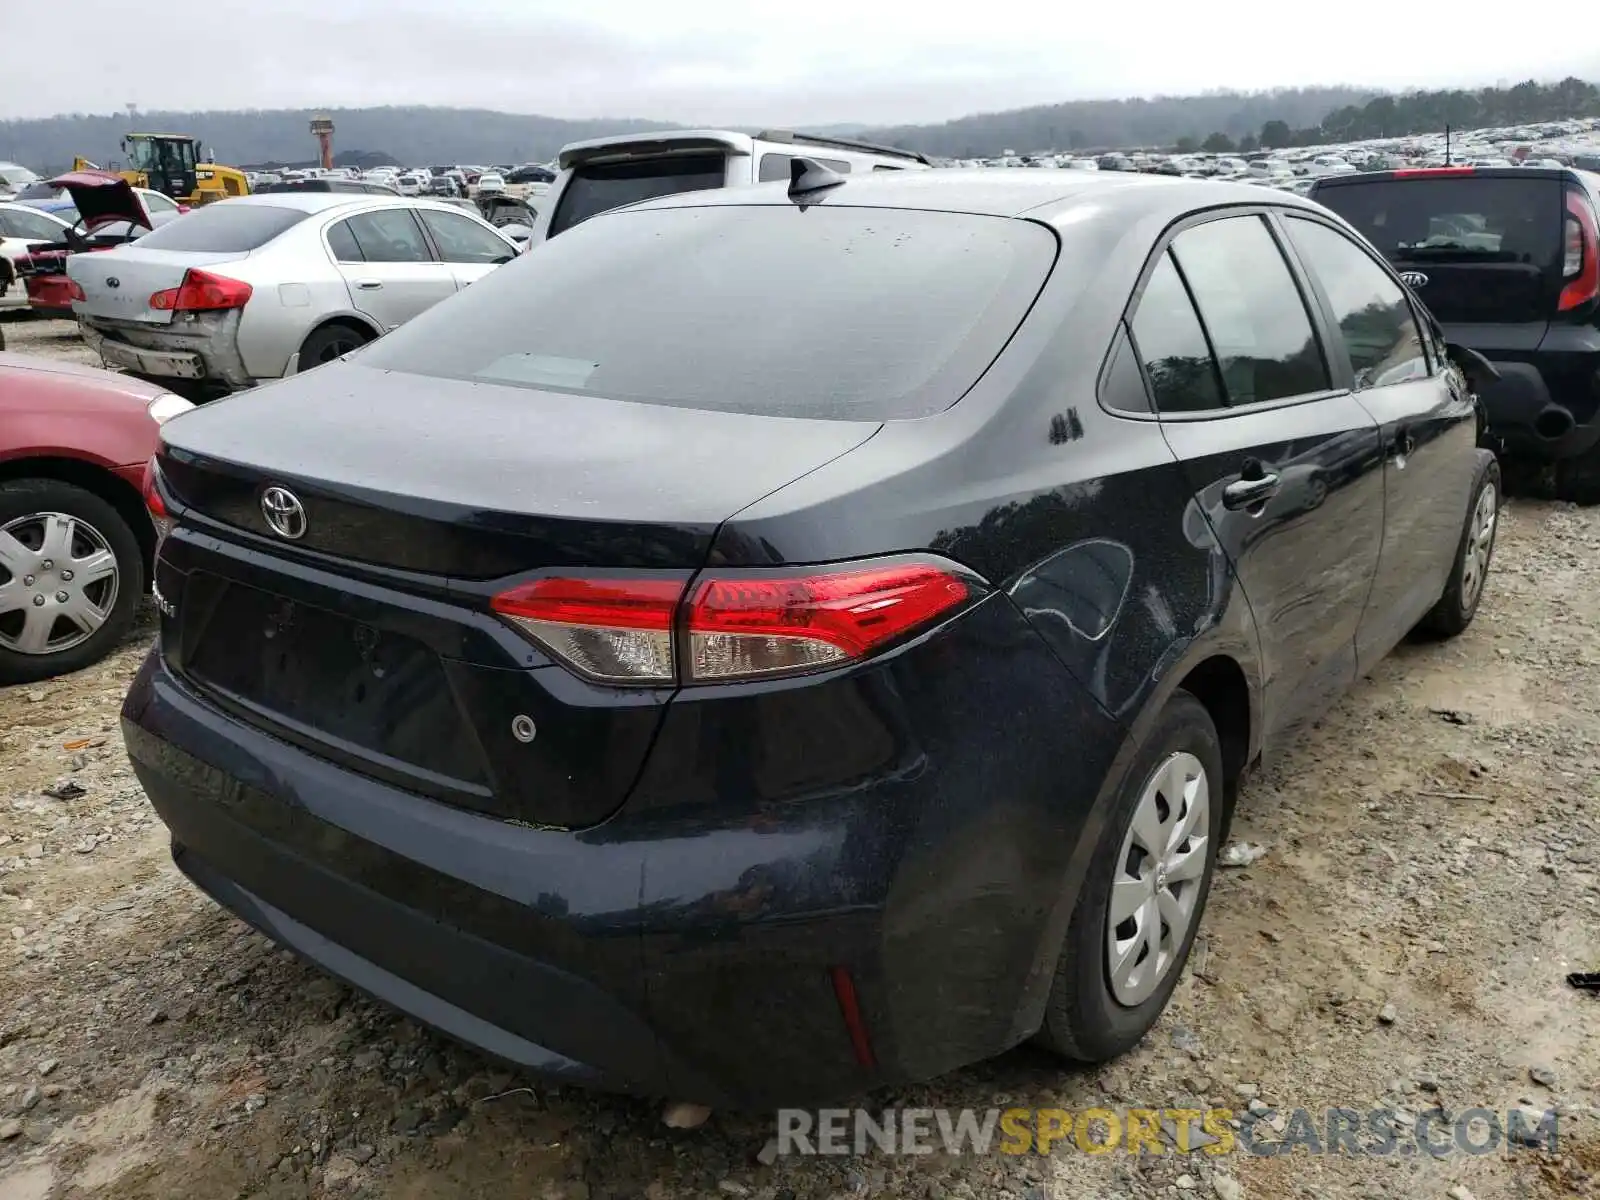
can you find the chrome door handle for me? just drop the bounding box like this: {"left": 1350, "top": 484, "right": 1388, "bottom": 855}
{"left": 354, "top": 279, "right": 383, "bottom": 290}
{"left": 1222, "top": 474, "right": 1281, "bottom": 510}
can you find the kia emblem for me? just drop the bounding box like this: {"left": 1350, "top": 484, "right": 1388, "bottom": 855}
{"left": 1400, "top": 271, "right": 1428, "bottom": 288}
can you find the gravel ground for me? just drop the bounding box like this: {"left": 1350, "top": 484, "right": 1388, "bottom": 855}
{"left": 2, "top": 313, "right": 1599, "bottom": 1200}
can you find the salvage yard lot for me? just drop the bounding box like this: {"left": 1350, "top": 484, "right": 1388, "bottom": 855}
{"left": 2, "top": 313, "right": 1599, "bottom": 1200}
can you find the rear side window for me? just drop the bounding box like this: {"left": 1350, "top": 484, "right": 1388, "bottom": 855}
{"left": 359, "top": 205, "right": 1057, "bottom": 420}
{"left": 1129, "top": 253, "right": 1225, "bottom": 413}
{"left": 326, "top": 220, "right": 363, "bottom": 262}
{"left": 758, "top": 154, "right": 852, "bottom": 181}
{"left": 1283, "top": 217, "right": 1429, "bottom": 389}
{"left": 1313, "top": 177, "right": 1562, "bottom": 267}
{"left": 1170, "top": 215, "right": 1331, "bottom": 405}
{"left": 133, "top": 203, "right": 308, "bottom": 252}
{"left": 549, "top": 154, "right": 726, "bottom": 237}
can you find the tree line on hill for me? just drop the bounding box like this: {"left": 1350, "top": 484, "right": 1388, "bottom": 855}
{"left": 859, "top": 77, "right": 1600, "bottom": 158}
{"left": 1, "top": 77, "right": 1596, "bottom": 173}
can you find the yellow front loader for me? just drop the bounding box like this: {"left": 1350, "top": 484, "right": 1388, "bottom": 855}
{"left": 74, "top": 134, "right": 249, "bottom": 206}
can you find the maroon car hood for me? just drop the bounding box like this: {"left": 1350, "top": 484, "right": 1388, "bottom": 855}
{"left": 47, "top": 170, "right": 153, "bottom": 231}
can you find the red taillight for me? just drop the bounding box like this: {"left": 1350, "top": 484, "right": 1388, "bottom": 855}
{"left": 1559, "top": 193, "right": 1599, "bottom": 312}
{"left": 491, "top": 557, "right": 977, "bottom": 686}
{"left": 1393, "top": 167, "right": 1476, "bottom": 177}
{"left": 141, "top": 456, "right": 172, "bottom": 539}
{"left": 687, "top": 562, "right": 972, "bottom": 680}
{"left": 150, "top": 269, "right": 253, "bottom": 313}
{"left": 66, "top": 279, "right": 86, "bottom": 302}
{"left": 491, "top": 576, "right": 683, "bottom": 684}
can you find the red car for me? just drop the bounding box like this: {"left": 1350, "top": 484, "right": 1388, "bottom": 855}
{"left": 16, "top": 171, "right": 161, "bottom": 316}
{"left": 0, "top": 354, "right": 193, "bottom": 683}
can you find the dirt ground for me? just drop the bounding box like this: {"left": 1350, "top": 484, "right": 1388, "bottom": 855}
{"left": 3, "top": 312, "right": 1599, "bottom": 1200}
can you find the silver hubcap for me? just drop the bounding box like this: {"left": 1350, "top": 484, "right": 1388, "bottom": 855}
{"left": 1107, "top": 751, "right": 1210, "bottom": 1007}
{"left": 1460, "top": 482, "right": 1497, "bottom": 611}
{"left": 0, "top": 512, "right": 119, "bottom": 657}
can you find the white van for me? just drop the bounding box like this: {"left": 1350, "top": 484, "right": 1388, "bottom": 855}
{"left": 528, "top": 129, "right": 930, "bottom": 245}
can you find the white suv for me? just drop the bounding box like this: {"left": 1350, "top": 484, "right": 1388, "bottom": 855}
{"left": 529, "top": 129, "right": 929, "bottom": 245}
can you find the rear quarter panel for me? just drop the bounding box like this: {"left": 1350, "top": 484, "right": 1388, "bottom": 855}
{"left": 231, "top": 219, "right": 364, "bottom": 379}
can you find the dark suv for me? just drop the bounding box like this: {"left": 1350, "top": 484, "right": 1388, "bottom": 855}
{"left": 125, "top": 169, "right": 1498, "bottom": 1107}
{"left": 1310, "top": 166, "right": 1600, "bottom": 498}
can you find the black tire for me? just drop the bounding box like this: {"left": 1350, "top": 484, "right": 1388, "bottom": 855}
{"left": 0, "top": 480, "right": 144, "bottom": 685}
{"left": 297, "top": 322, "right": 370, "bottom": 371}
{"left": 1416, "top": 456, "right": 1500, "bottom": 639}
{"left": 1554, "top": 443, "right": 1600, "bottom": 505}
{"left": 1035, "top": 690, "right": 1223, "bottom": 1063}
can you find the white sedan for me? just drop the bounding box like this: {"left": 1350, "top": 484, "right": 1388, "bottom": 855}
{"left": 69, "top": 193, "right": 522, "bottom": 391}
{"left": 0, "top": 202, "right": 72, "bottom": 309}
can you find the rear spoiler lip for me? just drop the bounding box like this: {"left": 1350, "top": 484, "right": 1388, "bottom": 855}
{"left": 558, "top": 133, "right": 752, "bottom": 172}
{"left": 1312, "top": 165, "right": 1586, "bottom": 189}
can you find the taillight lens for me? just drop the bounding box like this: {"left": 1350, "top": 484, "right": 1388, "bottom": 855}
{"left": 492, "top": 557, "right": 978, "bottom": 686}
{"left": 687, "top": 562, "right": 972, "bottom": 680}
{"left": 150, "top": 269, "right": 253, "bottom": 313}
{"left": 492, "top": 577, "right": 683, "bottom": 684}
{"left": 141, "top": 456, "right": 171, "bottom": 540}
{"left": 1560, "top": 193, "right": 1599, "bottom": 312}
{"left": 66, "top": 279, "right": 86, "bottom": 302}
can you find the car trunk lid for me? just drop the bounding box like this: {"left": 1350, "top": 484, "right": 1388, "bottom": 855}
{"left": 152, "top": 360, "right": 880, "bottom": 829}
{"left": 1310, "top": 171, "right": 1566, "bottom": 330}
{"left": 48, "top": 170, "right": 153, "bottom": 232}
{"left": 68, "top": 246, "right": 246, "bottom": 326}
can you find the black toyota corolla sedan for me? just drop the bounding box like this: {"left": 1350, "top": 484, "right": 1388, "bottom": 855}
{"left": 124, "top": 166, "right": 1500, "bottom": 1107}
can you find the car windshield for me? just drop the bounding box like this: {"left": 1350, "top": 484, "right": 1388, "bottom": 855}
{"left": 132, "top": 203, "right": 308, "bottom": 252}
{"left": 360, "top": 203, "right": 1058, "bottom": 420}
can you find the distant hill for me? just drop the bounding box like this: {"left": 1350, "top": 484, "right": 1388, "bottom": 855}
{"left": 0, "top": 107, "right": 680, "bottom": 174}
{"left": 3, "top": 78, "right": 1599, "bottom": 173}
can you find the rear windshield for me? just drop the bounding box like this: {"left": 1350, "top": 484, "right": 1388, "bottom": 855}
{"left": 1313, "top": 177, "right": 1562, "bottom": 267}
{"left": 133, "top": 203, "right": 309, "bottom": 252}
{"left": 361, "top": 204, "right": 1057, "bottom": 420}
{"left": 548, "top": 154, "right": 726, "bottom": 237}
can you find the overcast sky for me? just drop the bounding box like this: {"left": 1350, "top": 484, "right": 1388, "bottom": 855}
{"left": 8, "top": 0, "right": 1596, "bottom": 126}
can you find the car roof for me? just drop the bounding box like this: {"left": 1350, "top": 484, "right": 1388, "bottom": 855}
{"left": 211, "top": 192, "right": 412, "bottom": 214}
{"left": 628, "top": 167, "right": 1328, "bottom": 222}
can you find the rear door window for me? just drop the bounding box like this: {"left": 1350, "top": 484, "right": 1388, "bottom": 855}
{"left": 417, "top": 209, "right": 513, "bottom": 264}
{"left": 548, "top": 153, "right": 726, "bottom": 237}
{"left": 359, "top": 204, "right": 1057, "bottom": 420}
{"left": 1128, "top": 253, "right": 1225, "bottom": 413}
{"left": 326, "top": 219, "right": 363, "bottom": 262}
{"left": 342, "top": 209, "right": 433, "bottom": 263}
{"left": 131, "top": 203, "right": 309, "bottom": 252}
{"left": 1283, "top": 217, "right": 1430, "bottom": 389}
{"left": 1170, "top": 215, "right": 1331, "bottom": 406}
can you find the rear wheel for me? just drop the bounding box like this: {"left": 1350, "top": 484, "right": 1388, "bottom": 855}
{"left": 1555, "top": 442, "right": 1600, "bottom": 505}
{"left": 1035, "top": 690, "right": 1223, "bottom": 1063}
{"left": 298, "top": 322, "right": 370, "bottom": 371}
{"left": 0, "top": 480, "right": 144, "bottom": 685}
{"left": 1417, "top": 457, "right": 1500, "bottom": 639}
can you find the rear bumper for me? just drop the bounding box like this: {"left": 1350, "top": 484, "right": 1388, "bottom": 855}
{"left": 26, "top": 275, "right": 74, "bottom": 315}
{"left": 122, "top": 599, "right": 1119, "bottom": 1106}
{"left": 1476, "top": 360, "right": 1600, "bottom": 460}
{"left": 79, "top": 313, "right": 254, "bottom": 389}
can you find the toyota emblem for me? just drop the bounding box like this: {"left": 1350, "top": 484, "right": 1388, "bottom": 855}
{"left": 1399, "top": 271, "right": 1429, "bottom": 288}
{"left": 106, "top": 277, "right": 120, "bottom": 289}
{"left": 260, "top": 486, "right": 308, "bottom": 540}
